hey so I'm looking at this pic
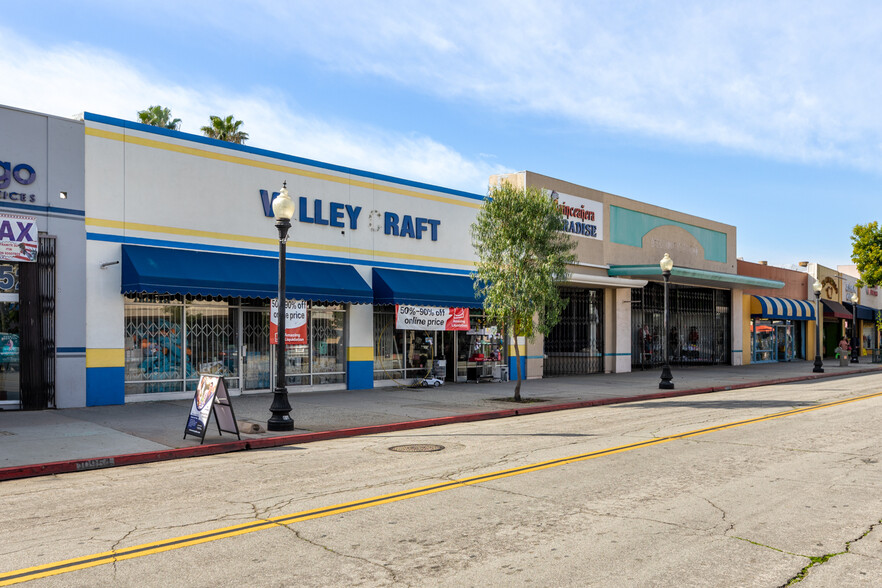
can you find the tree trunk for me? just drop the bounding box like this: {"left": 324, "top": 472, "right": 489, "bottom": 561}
{"left": 513, "top": 319, "right": 522, "bottom": 402}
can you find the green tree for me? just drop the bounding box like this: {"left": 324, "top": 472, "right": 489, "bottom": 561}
{"left": 137, "top": 105, "right": 181, "bottom": 130}
{"left": 200, "top": 115, "right": 249, "bottom": 144}
{"left": 851, "top": 221, "right": 882, "bottom": 287}
{"left": 471, "top": 181, "right": 577, "bottom": 401}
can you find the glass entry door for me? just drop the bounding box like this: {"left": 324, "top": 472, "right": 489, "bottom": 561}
{"left": 776, "top": 324, "right": 794, "bottom": 361}
{"left": 0, "top": 262, "right": 20, "bottom": 404}
{"left": 242, "top": 309, "right": 271, "bottom": 390}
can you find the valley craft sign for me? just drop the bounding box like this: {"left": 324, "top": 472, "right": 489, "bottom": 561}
{"left": 260, "top": 190, "right": 442, "bottom": 241}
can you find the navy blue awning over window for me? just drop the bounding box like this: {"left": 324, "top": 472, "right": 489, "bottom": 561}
{"left": 844, "top": 302, "right": 877, "bottom": 321}
{"left": 372, "top": 268, "right": 482, "bottom": 308}
{"left": 121, "top": 245, "right": 372, "bottom": 303}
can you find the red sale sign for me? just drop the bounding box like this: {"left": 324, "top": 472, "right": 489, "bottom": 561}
{"left": 395, "top": 305, "right": 470, "bottom": 331}
{"left": 270, "top": 299, "right": 308, "bottom": 344}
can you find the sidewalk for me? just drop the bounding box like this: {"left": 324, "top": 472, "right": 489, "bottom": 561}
{"left": 2, "top": 359, "right": 881, "bottom": 481}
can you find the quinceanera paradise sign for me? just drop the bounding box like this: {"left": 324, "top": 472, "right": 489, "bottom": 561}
{"left": 395, "top": 305, "right": 470, "bottom": 331}
{"left": 270, "top": 298, "right": 308, "bottom": 344}
{"left": 0, "top": 213, "right": 38, "bottom": 262}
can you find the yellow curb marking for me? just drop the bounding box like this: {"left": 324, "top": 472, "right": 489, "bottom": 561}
{"left": 3, "top": 390, "right": 881, "bottom": 585}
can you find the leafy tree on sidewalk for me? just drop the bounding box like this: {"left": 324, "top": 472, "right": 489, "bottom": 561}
{"left": 471, "top": 181, "right": 576, "bottom": 401}
{"left": 136, "top": 105, "right": 181, "bottom": 130}
{"left": 201, "top": 115, "right": 249, "bottom": 144}
{"left": 851, "top": 221, "right": 882, "bottom": 287}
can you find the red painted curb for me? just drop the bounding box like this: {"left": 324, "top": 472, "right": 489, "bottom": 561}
{"left": 2, "top": 366, "right": 881, "bottom": 482}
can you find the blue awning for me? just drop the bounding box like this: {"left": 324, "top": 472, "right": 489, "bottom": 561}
{"left": 121, "top": 245, "right": 372, "bottom": 303}
{"left": 372, "top": 268, "right": 482, "bottom": 308}
{"left": 752, "top": 296, "right": 816, "bottom": 320}
{"left": 844, "top": 302, "right": 877, "bottom": 321}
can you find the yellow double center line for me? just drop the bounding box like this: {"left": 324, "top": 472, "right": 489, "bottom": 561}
{"left": 3, "top": 390, "right": 881, "bottom": 586}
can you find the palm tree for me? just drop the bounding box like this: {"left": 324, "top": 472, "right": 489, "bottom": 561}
{"left": 137, "top": 105, "right": 181, "bottom": 130}
{"left": 200, "top": 115, "right": 249, "bottom": 144}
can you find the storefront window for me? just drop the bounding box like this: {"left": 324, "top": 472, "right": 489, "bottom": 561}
{"left": 125, "top": 295, "right": 346, "bottom": 395}
{"left": 751, "top": 319, "right": 799, "bottom": 363}
{"left": 631, "top": 283, "right": 731, "bottom": 368}
{"left": 0, "top": 262, "right": 19, "bottom": 403}
{"left": 752, "top": 321, "right": 775, "bottom": 363}
{"left": 544, "top": 287, "right": 604, "bottom": 375}
{"left": 308, "top": 304, "right": 345, "bottom": 385}
{"left": 373, "top": 306, "right": 506, "bottom": 383}
{"left": 457, "top": 314, "right": 506, "bottom": 382}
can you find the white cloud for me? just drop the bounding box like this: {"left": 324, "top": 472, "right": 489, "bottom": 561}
{"left": 222, "top": 0, "right": 882, "bottom": 172}
{"left": 0, "top": 26, "right": 506, "bottom": 194}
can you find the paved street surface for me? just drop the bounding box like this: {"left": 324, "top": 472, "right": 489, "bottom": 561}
{"left": 2, "top": 372, "right": 881, "bottom": 586}
{"left": 1, "top": 360, "right": 880, "bottom": 470}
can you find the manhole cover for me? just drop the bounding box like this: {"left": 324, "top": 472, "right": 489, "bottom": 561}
{"left": 388, "top": 444, "right": 445, "bottom": 453}
{"left": 0, "top": 431, "right": 13, "bottom": 436}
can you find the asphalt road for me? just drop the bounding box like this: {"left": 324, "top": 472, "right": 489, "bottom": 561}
{"left": 2, "top": 374, "right": 882, "bottom": 587}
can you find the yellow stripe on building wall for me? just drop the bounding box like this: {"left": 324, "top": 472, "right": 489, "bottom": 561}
{"left": 347, "top": 347, "right": 374, "bottom": 362}
{"left": 84, "top": 127, "right": 482, "bottom": 210}
{"left": 86, "top": 349, "right": 125, "bottom": 368}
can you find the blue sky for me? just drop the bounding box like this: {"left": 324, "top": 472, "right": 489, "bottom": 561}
{"left": 2, "top": 0, "right": 879, "bottom": 270}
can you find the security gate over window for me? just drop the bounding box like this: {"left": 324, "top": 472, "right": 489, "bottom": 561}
{"left": 543, "top": 287, "right": 604, "bottom": 376}
{"left": 631, "top": 282, "right": 730, "bottom": 369}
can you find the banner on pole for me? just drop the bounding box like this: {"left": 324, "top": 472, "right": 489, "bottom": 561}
{"left": 270, "top": 298, "right": 307, "bottom": 344}
{"left": 395, "top": 305, "right": 470, "bottom": 331}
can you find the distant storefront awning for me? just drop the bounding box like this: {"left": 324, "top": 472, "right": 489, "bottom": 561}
{"left": 821, "top": 299, "right": 852, "bottom": 319}
{"left": 751, "top": 296, "right": 816, "bottom": 321}
{"left": 608, "top": 265, "right": 784, "bottom": 290}
{"left": 121, "top": 245, "right": 373, "bottom": 303}
{"left": 843, "top": 302, "right": 877, "bottom": 321}
{"left": 372, "top": 268, "right": 483, "bottom": 308}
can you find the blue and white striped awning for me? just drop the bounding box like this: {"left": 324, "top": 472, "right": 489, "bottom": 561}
{"left": 752, "top": 296, "right": 816, "bottom": 320}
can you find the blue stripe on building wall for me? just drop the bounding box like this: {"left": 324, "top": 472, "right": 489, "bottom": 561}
{"left": 347, "top": 361, "right": 374, "bottom": 391}
{"left": 0, "top": 202, "right": 85, "bottom": 216}
{"left": 86, "top": 367, "right": 125, "bottom": 406}
{"left": 508, "top": 355, "right": 528, "bottom": 380}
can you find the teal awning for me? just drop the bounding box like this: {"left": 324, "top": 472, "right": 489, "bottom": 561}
{"left": 608, "top": 265, "right": 784, "bottom": 290}
{"left": 121, "top": 245, "right": 372, "bottom": 303}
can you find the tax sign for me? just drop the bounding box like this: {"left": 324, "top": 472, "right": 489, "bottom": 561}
{"left": 0, "top": 213, "right": 37, "bottom": 262}
{"left": 270, "top": 299, "right": 308, "bottom": 344}
{"left": 395, "top": 305, "right": 470, "bottom": 331}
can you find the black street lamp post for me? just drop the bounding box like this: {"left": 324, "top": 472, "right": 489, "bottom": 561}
{"left": 850, "top": 291, "right": 860, "bottom": 364}
{"left": 812, "top": 279, "right": 824, "bottom": 373}
{"left": 659, "top": 253, "right": 674, "bottom": 390}
{"left": 268, "top": 182, "right": 296, "bottom": 432}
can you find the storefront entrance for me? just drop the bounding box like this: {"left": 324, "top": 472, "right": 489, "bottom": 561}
{"left": 242, "top": 309, "right": 270, "bottom": 390}
{"left": 0, "top": 298, "right": 19, "bottom": 404}
{"left": 543, "top": 287, "right": 604, "bottom": 376}
{"left": 631, "top": 283, "right": 731, "bottom": 368}
{"left": 751, "top": 320, "right": 795, "bottom": 363}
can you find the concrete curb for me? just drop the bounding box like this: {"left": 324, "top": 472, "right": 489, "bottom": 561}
{"left": 2, "top": 366, "right": 880, "bottom": 482}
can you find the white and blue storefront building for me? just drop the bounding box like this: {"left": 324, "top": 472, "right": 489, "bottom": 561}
{"left": 83, "top": 112, "right": 513, "bottom": 406}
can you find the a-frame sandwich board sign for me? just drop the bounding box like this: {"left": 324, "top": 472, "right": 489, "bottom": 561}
{"left": 184, "top": 374, "right": 241, "bottom": 443}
